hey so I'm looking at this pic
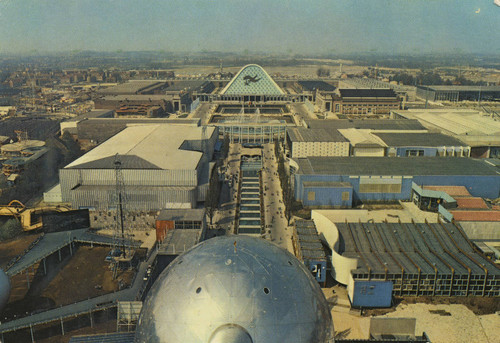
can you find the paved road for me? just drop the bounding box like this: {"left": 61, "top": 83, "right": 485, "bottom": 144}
{"left": 291, "top": 103, "right": 317, "bottom": 121}
{"left": 261, "top": 143, "right": 294, "bottom": 253}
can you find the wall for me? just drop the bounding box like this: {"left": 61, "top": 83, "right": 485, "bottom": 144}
{"left": 353, "top": 147, "right": 385, "bottom": 157}
{"left": 311, "top": 211, "right": 358, "bottom": 285}
{"left": 295, "top": 174, "right": 413, "bottom": 204}
{"left": 156, "top": 220, "right": 174, "bottom": 241}
{"left": 291, "top": 141, "right": 349, "bottom": 158}
{"left": 302, "top": 185, "right": 352, "bottom": 208}
{"left": 351, "top": 280, "right": 393, "bottom": 308}
{"left": 296, "top": 173, "right": 499, "bottom": 205}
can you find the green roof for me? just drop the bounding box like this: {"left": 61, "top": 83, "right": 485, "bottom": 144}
{"left": 221, "top": 64, "right": 284, "bottom": 95}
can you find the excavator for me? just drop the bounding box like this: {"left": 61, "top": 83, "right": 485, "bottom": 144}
{"left": 0, "top": 200, "right": 71, "bottom": 231}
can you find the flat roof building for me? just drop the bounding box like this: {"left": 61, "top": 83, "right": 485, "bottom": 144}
{"left": 60, "top": 124, "right": 217, "bottom": 211}
{"left": 312, "top": 210, "right": 500, "bottom": 304}
{"left": 306, "top": 119, "right": 426, "bottom": 131}
{"left": 97, "top": 80, "right": 167, "bottom": 95}
{"left": 294, "top": 157, "right": 500, "bottom": 206}
{"left": 286, "top": 127, "right": 349, "bottom": 158}
{"left": 416, "top": 85, "right": 500, "bottom": 102}
{"left": 372, "top": 132, "right": 469, "bottom": 157}
{"left": 392, "top": 109, "right": 500, "bottom": 158}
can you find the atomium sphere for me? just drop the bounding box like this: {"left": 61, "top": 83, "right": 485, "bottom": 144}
{"left": 135, "top": 236, "right": 334, "bottom": 343}
{"left": 0, "top": 269, "right": 10, "bottom": 312}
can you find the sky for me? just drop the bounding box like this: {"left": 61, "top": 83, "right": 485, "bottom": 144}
{"left": 0, "top": 0, "right": 499, "bottom": 55}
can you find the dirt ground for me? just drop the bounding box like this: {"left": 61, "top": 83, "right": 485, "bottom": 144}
{"left": 365, "top": 296, "right": 500, "bottom": 316}
{"left": 3, "top": 245, "right": 135, "bottom": 321}
{"left": 380, "top": 303, "right": 500, "bottom": 343}
{"left": 0, "top": 233, "right": 41, "bottom": 269}
{"left": 40, "top": 246, "right": 134, "bottom": 307}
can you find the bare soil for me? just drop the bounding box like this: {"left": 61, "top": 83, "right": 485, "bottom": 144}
{"left": 364, "top": 296, "right": 500, "bottom": 316}
{"left": 0, "top": 233, "right": 41, "bottom": 269}
{"left": 40, "top": 246, "right": 134, "bottom": 306}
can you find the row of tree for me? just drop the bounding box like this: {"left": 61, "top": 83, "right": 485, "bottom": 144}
{"left": 274, "top": 140, "right": 293, "bottom": 224}
{"left": 388, "top": 72, "right": 487, "bottom": 86}
{"left": 205, "top": 135, "right": 229, "bottom": 225}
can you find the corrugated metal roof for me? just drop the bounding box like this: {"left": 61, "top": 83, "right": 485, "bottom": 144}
{"left": 295, "top": 220, "right": 327, "bottom": 262}
{"left": 157, "top": 209, "right": 205, "bottom": 222}
{"left": 306, "top": 119, "right": 425, "bottom": 131}
{"left": 456, "top": 198, "right": 489, "bottom": 209}
{"left": 296, "top": 157, "right": 500, "bottom": 176}
{"left": 302, "top": 181, "right": 352, "bottom": 188}
{"left": 451, "top": 211, "right": 500, "bottom": 222}
{"left": 373, "top": 132, "right": 467, "bottom": 147}
{"left": 158, "top": 229, "right": 201, "bottom": 255}
{"left": 339, "top": 88, "right": 397, "bottom": 98}
{"left": 335, "top": 222, "right": 500, "bottom": 275}
{"left": 298, "top": 81, "right": 335, "bottom": 92}
{"left": 69, "top": 332, "right": 135, "bottom": 343}
{"left": 423, "top": 186, "right": 471, "bottom": 197}
{"left": 67, "top": 124, "right": 215, "bottom": 171}
{"left": 287, "top": 127, "right": 347, "bottom": 142}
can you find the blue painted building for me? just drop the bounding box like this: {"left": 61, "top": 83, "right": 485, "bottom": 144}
{"left": 351, "top": 280, "right": 393, "bottom": 308}
{"left": 294, "top": 157, "right": 500, "bottom": 206}
{"left": 373, "top": 132, "right": 469, "bottom": 157}
{"left": 301, "top": 181, "right": 352, "bottom": 208}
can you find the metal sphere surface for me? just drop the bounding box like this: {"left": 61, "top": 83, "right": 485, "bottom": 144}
{"left": 135, "top": 236, "right": 333, "bottom": 343}
{"left": 0, "top": 269, "right": 10, "bottom": 312}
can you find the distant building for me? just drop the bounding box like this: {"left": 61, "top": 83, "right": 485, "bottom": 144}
{"left": 372, "top": 132, "right": 469, "bottom": 157}
{"left": 286, "top": 127, "right": 349, "bottom": 158}
{"left": 392, "top": 109, "right": 500, "bottom": 158}
{"left": 416, "top": 85, "right": 500, "bottom": 102}
{"left": 60, "top": 109, "right": 114, "bottom": 136}
{"left": 115, "top": 104, "right": 165, "bottom": 118}
{"left": 316, "top": 89, "right": 401, "bottom": 114}
{"left": 97, "top": 80, "right": 168, "bottom": 95}
{"left": 59, "top": 124, "right": 217, "bottom": 211}
{"left": 74, "top": 117, "right": 200, "bottom": 147}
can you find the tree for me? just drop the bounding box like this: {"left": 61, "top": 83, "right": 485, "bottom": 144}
{"left": 0, "top": 218, "right": 22, "bottom": 241}
{"left": 316, "top": 67, "right": 330, "bottom": 78}
{"left": 221, "top": 134, "right": 230, "bottom": 160}
{"left": 205, "top": 166, "right": 221, "bottom": 225}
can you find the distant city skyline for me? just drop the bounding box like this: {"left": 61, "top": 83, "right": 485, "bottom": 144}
{"left": 0, "top": 0, "right": 499, "bottom": 55}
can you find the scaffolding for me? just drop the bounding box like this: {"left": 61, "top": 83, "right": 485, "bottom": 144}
{"left": 110, "top": 155, "right": 134, "bottom": 278}
{"left": 117, "top": 301, "right": 143, "bottom": 332}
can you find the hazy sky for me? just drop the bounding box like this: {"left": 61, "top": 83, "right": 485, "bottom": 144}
{"left": 0, "top": 0, "right": 499, "bottom": 54}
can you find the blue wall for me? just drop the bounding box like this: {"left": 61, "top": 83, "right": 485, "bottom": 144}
{"left": 295, "top": 173, "right": 500, "bottom": 205}
{"left": 351, "top": 280, "right": 393, "bottom": 308}
{"left": 302, "top": 185, "right": 352, "bottom": 207}
{"left": 305, "top": 260, "right": 327, "bottom": 283}
{"left": 396, "top": 147, "right": 437, "bottom": 157}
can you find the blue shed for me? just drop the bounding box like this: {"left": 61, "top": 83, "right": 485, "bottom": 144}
{"left": 351, "top": 280, "right": 393, "bottom": 308}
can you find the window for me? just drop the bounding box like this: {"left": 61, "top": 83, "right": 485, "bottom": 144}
{"left": 406, "top": 149, "right": 424, "bottom": 157}
{"left": 342, "top": 191, "right": 350, "bottom": 201}
{"left": 307, "top": 191, "right": 315, "bottom": 201}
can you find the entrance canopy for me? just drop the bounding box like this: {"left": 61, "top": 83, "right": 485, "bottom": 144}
{"left": 221, "top": 64, "right": 284, "bottom": 96}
